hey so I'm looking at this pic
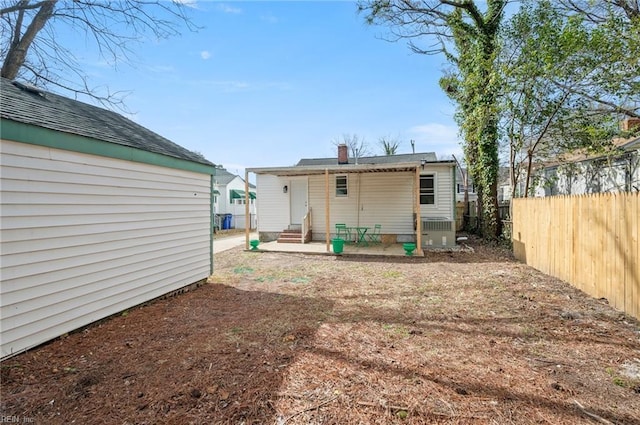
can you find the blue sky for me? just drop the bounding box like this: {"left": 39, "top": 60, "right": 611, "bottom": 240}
{"left": 79, "top": 1, "right": 463, "bottom": 175}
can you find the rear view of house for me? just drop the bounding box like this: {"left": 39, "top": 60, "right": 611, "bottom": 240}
{"left": 0, "top": 78, "right": 217, "bottom": 359}
{"left": 248, "top": 145, "right": 457, "bottom": 252}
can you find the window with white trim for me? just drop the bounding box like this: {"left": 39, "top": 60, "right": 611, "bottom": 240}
{"left": 420, "top": 174, "right": 435, "bottom": 205}
{"left": 457, "top": 183, "right": 476, "bottom": 193}
{"left": 336, "top": 175, "right": 348, "bottom": 197}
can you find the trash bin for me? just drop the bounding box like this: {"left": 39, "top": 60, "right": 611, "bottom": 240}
{"left": 332, "top": 238, "right": 344, "bottom": 254}
{"left": 222, "top": 213, "right": 232, "bottom": 230}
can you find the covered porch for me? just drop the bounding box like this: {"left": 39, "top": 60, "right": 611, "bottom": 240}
{"left": 243, "top": 162, "right": 428, "bottom": 256}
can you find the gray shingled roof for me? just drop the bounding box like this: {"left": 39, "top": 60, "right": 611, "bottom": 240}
{"left": 214, "top": 168, "right": 256, "bottom": 188}
{"left": 213, "top": 169, "right": 237, "bottom": 185}
{"left": 296, "top": 152, "right": 438, "bottom": 166}
{"left": 0, "top": 78, "right": 213, "bottom": 166}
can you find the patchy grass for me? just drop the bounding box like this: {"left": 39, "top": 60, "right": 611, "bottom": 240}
{"left": 1, "top": 241, "right": 639, "bottom": 424}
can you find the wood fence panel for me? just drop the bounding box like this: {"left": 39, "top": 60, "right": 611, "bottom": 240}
{"left": 625, "top": 194, "right": 639, "bottom": 318}
{"left": 512, "top": 193, "right": 639, "bottom": 320}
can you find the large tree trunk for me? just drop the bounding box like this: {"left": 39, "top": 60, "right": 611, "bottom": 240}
{"left": 1, "top": 0, "right": 55, "bottom": 80}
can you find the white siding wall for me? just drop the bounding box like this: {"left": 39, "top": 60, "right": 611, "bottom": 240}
{"left": 215, "top": 176, "right": 256, "bottom": 216}
{"left": 255, "top": 174, "right": 290, "bottom": 232}
{"left": 0, "top": 140, "right": 212, "bottom": 359}
{"left": 420, "top": 165, "right": 455, "bottom": 219}
{"left": 308, "top": 172, "right": 416, "bottom": 235}
{"left": 255, "top": 165, "right": 455, "bottom": 238}
{"left": 228, "top": 177, "right": 256, "bottom": 218}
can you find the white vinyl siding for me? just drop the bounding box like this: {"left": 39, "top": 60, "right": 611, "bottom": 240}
{"left": 0, "top": 140, "right": 212, "bottom": 359}
{"left": 357, "top": 173, "right": 415, "bottom": 233}
{"left": 253, "top": 164, "right": 456, "bottom": 238}
{"left": 254, "top": 174, "right": 290, "bottom": 232}
{"left": 308, "top": 172, "right": 415, "bottom": 235}
{"left": 420, "top": 166, "right": 454, "bottom": 219}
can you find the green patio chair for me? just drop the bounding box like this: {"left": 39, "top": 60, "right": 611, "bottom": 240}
{"left": 335, "top": 223, "right": 353, "bottom": 243}
{"left": 367, "top": 224, "right": 382, "bottom": 244}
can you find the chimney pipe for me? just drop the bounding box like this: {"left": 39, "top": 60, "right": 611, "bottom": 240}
{"left": 338, "top": 144, "right": 348, "bottom": 164}
{"left": 622, "top": 117, "right": 640, "bottom": 132}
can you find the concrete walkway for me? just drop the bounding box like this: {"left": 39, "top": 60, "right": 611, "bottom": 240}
{"left": 213, "top": 233, "right": 258, "bottom": 253}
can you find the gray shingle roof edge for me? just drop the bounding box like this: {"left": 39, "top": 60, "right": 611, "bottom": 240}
{"left": 0, "top": 78, "right": 214, "bottom": 168}
{"left": 296, "top": 152, "right": 438, "bottom": 166}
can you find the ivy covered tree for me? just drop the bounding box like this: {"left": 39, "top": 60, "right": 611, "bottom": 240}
{"left": 358, "top": 0, "right": 507, "bottom": 238}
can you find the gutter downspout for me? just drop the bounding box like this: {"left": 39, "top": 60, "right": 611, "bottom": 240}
{"left": 245, "top": 170, "right": 250, "bottom": 250}
{"left": 356, "top": 173, "right": 361, "bottom": 228}
{"left": 452, "top": 165, "right": 456, "bottom": 232}
{"left": 415, "top": 165, "right": 423, "bottom": 256}
{"left": 325, "top": 168, "right": 330, "bottom": 252}
{"left": 210, "top": 174, "right": 214, "bottom": 275}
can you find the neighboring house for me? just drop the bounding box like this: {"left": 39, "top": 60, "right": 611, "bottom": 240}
{"left": 247, "top": 145, "right": 457, "bottom": 251}
{"left": 534, "top": 135, "right": 640, "bottom": 197}
{"left": 0, "top": 78, "right": 217, "bottom": 359}
{"left": 212, "top": 168, "right": 257, "bottom": 230}
{"left": 455, "top": 167, "right": 478, "bottom": 203}
{"left": 497, "top": 167, "right": 527, "bottom": 203}
{"left": 456, "top": 167, "right": 515, "bottom": 203}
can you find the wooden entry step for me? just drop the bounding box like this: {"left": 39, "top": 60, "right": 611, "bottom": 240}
{"left": 277, "top": 229, "right": 303, "bottom": 243}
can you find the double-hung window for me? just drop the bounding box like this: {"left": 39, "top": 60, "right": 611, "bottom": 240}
{"left": 420, "top": 174, "right": 435, "bottom": 205}
{"left": 336, "top": 175, "right": 348, "bottom": 197}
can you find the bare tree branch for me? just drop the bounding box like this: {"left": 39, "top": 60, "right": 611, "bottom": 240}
{"left": 0, "top": 0, "right": 49, "bottom": 16}
{"left": 0, "top": 0, "right": 197, "bottom": 111}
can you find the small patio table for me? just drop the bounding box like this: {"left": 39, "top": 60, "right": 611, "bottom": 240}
{"left": 355, "top": 226, "right": 369, "bottom": 246}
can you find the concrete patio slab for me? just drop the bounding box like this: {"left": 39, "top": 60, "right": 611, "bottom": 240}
{"left": 252, "top": 240, "right": 416, "bottom": 257}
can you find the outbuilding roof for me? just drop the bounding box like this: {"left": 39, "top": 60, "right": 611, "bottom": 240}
{"left": 0, "top": 78, "right": 213, "bottom": 167}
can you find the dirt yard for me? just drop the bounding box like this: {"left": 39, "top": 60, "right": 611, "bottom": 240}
{"left": 2, "top": 239, "right": 639, "bottom": 424}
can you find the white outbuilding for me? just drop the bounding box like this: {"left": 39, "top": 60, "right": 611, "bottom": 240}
{"left": 0, "top": 78, "right": 217, "bottom": 359}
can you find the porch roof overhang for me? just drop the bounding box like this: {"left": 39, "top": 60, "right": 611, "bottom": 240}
{"left": 247, "top": 160, "right": 454, "bottom": 177}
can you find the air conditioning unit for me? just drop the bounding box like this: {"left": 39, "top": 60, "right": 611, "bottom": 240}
{"left": 421, "top": 218, "right": 455, "bottom": 247}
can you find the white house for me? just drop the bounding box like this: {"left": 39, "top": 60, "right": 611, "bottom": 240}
{"left": 0, "top": 78, "right": 217, "bottom": 359}
{"left": 212, "top": 168, "right": 256, "bottom": 230}
{"left": 247, "top": 145, "right": 457, "bottom": 253}
{"left": 535, "top": 135, "right": 640, "bottom": 197}
{"left": 456, "top": 167, "right": 517, "bottom": 203}
{"left": 455, "top": 167, "right": 478, "bottom": 203}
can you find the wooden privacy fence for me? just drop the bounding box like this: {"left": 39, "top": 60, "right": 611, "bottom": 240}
{"left": 512, "top": 193, "right": 639, "bottom": 320}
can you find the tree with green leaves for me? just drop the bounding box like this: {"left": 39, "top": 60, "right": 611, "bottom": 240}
{"left": 1, "top": 0, "right": 196, "bottom": 110}
{"left": 499, "top": 0, "right": 639, "bottom": 199}
{"left": 359, "top": 0, "right": 507, "bottom": 238}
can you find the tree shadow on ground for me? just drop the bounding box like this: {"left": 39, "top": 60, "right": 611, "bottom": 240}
{"left": 0, "top": 284, "right": 334, "bottom": 425}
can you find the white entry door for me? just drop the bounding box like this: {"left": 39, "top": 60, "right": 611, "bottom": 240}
{"left": 290, "top": 179, "right": 308, "bottom": 225}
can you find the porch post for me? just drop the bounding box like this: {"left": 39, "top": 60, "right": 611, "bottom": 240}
{"left": 245, "top": 169, "right": 250, "bottom": 250}
{"left": 415, "top": 165, "right": 423, "bottom": 256}
{"left": 325, "top": 168, "right": 330, "bottom": 252}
